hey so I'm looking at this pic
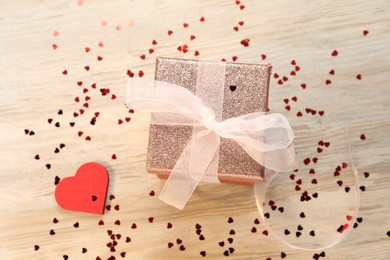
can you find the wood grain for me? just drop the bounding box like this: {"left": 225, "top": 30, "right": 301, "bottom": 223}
{"left": 1, "top": 0, "right": 390, "bottom": 259}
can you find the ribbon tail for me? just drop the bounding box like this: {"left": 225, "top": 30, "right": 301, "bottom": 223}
{"left": 159, "top": 129, "right": 220, "bottom": 210}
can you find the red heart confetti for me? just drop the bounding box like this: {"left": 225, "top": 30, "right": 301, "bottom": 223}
{"left": 240, "top": 38, "right": 250, "bottom": 47}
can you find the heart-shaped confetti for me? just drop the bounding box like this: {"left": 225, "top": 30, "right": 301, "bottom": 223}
{"left": 240, "top": 38, "right": 250, "bottom": 47}
{"left": 54, "top": 162, "right": 109, "bottom": 214}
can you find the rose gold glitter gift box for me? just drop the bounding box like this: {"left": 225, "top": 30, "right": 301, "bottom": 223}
{"left": 146, "top": 57, "right": 272, "bottom": 185}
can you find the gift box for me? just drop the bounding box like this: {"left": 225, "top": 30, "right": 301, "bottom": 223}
{"left": 146, "top": 57, "right": 272, "bottom": 185}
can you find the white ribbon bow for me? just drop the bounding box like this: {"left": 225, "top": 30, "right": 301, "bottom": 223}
{"left": 126, "top": 78, "right": 297, "bottom": 209}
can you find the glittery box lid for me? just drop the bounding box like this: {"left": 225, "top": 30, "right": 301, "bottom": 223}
{"left": 146, "top": 57, "right": 272, "bottom": 184}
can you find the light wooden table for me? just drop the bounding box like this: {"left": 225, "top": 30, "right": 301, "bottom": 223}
{"left": 1, "top": 0, "right": 390, "bottom": 259}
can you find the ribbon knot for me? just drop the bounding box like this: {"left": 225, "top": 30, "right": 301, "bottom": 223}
{"left": 202, "top": 116, "right": 222, "bottom": 134}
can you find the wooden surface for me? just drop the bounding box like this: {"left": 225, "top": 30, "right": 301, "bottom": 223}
{"left": 1, "top": 0, "right": 390, "bottom": 259}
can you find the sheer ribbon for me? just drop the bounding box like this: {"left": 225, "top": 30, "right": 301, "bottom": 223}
{"left": 126, "top": 61, "right": 297, "bottom": 210}
{"left": 125, "top": 60, "right": 360, "bottom": 251}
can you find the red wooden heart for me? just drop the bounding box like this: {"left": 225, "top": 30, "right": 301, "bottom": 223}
{"left": 55, "top": 162, "right": 109, "bottom": 214}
